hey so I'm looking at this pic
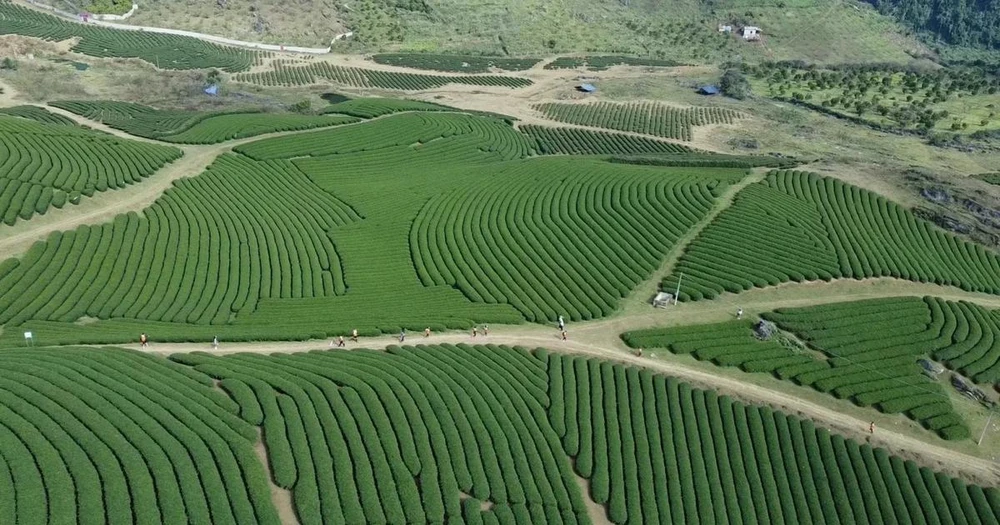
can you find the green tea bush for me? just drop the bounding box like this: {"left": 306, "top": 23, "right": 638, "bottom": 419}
{"left": 624, "top": 296, "right": 979, "bottom": 439}
{"left": 0, "top": 115, "right": 180, "bottom": 224}
{"left": 551, "top": 352, "right": 997, "bottom": 524}
{"left": 52, "top": 100, "right": 357, "bottom": 143}
{"left": 535, "top": 101, "right": 742, "bottom": 141}
{"left": 234, "top": 60, "right": 532, "bottom": 89}
{"left": 665, "top": 170, "right": 1000, "bottom": 301}
{"left": 373, "top": 54, "right": 540, "bottom": 73}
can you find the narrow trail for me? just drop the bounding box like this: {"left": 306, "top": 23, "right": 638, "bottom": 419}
{"left": 133, "top": 297, "right": 1000, "bottom": 487}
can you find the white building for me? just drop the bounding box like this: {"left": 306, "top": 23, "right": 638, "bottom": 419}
{"left": 741, "top": 26, "right": 761, "bottom": 40}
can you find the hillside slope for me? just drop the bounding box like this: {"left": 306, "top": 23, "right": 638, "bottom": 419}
{"left": 77, "top": 0, "right": 924, "bottom": 63}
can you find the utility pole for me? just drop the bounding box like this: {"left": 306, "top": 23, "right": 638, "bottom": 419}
{"left": 673, "top": 272, "right": 683, "bottom": 306}
{"left": 979, "top": 407, "right": 996, "bottom": 446}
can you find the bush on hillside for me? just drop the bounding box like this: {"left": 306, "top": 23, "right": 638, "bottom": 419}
{"left": 720, "top": 69, "right": 751, "bottom": 100}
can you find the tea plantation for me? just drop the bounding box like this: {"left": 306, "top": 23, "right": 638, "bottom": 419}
{"left": 664, "top": 170, "right": 1000, "bottom": 301}
{"left": 49, "top": 101, "right": 360, "bottom": 144}
{"left": 623, "top": 296, "right": 994, "bottom": 440}
{"left": 0, "top": 114, "right": 181, "bottom": 225}
{"left": 0, "top": 108, "right": 750, "bottom": 345}
{"left": 0, "top": 0, "right": 255, "bottom": 71}
{"left": 233, "top": 60, "right": 533, "bottom": 90}
{"left": 535, "top": 102, "right": 743, "bottom": 141}
{"left": 0, "top": 344, "right": 996, "bottom": 524}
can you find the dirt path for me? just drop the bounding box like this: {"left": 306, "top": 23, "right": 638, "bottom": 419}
{"left": 133, "top": 301, "right": 1000, "bottom": 487}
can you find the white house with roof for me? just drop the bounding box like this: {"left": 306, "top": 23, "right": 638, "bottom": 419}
{"left": 741, "top": 26, "right": 761, "bottom": 40}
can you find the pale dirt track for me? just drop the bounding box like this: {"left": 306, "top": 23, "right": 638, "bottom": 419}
{"left": 134, "top": 322, "right": 1000, "bottom": 486}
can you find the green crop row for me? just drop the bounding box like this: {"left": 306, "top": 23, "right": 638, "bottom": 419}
{"left": 544, "top": 56, "right": 683, "bottom": 70}
{"left": 0, "top": 115, "right": 181, "bottom": 224}
{"left": 535, "top": 101, "right": 742, "bottom": 141}
{"left": 624, "top": 296, "right": 973, "bottom": 439}
{"left": 372, "top": 54, "right": 541, "bottom": 73}
{"left": 666, "top": 170, "right": 1000, "bottom": 302}
{"left": 410, "top": 159, "right": 742, "bottom": 321}
{"left": 520, "top": 125, "right": 692, "bottom": 155}
{"left": 172, "top": 344, "right": 586, "bottom": 524}
{"left": 0, "top": 1, "right": 254, "bottom": 71}
{"left": 0, "top": 105, "right": 76, "bottom": 126}
{"left": 0, "top": 347, "right": 277, "bottom": 524}
{"left": 233, "top": 59, "right": 533, "bottom": 90}
{"left": 1, "top": 344, "right": 997, "bottom": 523}
{"left": 0, "top": 153, "right": 360, "bottom": 325}
{"left": 549, "top": 352, "right": 998, "bottom": 523}
{"left": 51, "top": 100, "right": 358, "bottom": 144}
{"left": 321, "top": 97, "right": 455, "bottom": 118}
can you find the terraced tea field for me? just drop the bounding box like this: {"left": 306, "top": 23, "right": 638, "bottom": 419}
{"left": 0, "top": 0, "right": 255, "bottom": 71}
{"left": 624, "top": 296, "right": 987, "bottom": 440}
{"left": 0, "top": 108, "right": 751, "bottom": 345}
{"left": 535, "top": 102, "right": 743, "bottom": 141}
{"left": 0, "top": 114, "right": 181, "bottom": 225}
{"left": 3, "top": 90, "right": 1000, "bottom": 525}
{"left": 0, "top": 344, "right": 996, "bottom": 524}
{"left": 233, "top": 60, "right": 533, "bottom": 90}
{"left": 372, "top": 54, "right": 541, "bottom": 73}
{"left": 663, "top": 170, "right": 1000, "bottom": 302}
{"left": 50, "top": 101, "right": 359, "bottom": 144}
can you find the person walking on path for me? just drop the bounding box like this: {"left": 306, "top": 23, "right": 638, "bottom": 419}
{"left": 424, "top": 327, "right": 431, "bottom": 338}
{"left": 736, "top": 308, "right": 744, "bottom": 320}
{"left": 399, "top": 329, "right": 406, "bottom": 343}
{"left": 636, "top": 347, "right": 643, "bottom": 357}
{"left": 212, "top": 336, "right": 219, "bottom": 350}
{"left": 558, "top": 315, "right": 565, "bottom": 331}
{"left": 561, "top": 329, "right": 568, "bottom": 341}
{"left": 140, "top": 333, "right": 148, "bottom": 349}
{"left": 472, "top": 326, "right": 478, "bottom": 338}
{"left": 483, "top": 324, "right": 489, "bottom": 337}
{"left": 351, "top": 329, "right": 358, "bottom": 343}
{"left": 869, "top": 421, "right": 876, "bottom": 434}
{"left": 337, "top": 336, "right": 346, "bottom": 347}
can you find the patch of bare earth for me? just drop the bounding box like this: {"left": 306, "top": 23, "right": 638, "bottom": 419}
{"left": 253, "top": 429, "right": 299, "bottom": 525}
{"left": 573, "top": 471, "right": 613, "bottom": 525}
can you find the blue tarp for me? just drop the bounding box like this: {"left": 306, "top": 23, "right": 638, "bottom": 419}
{"left": 699, "top": 85, "right": 720, "bottom": 95}
{"left": 578, "top": 83, "right": 597, "bottom": 93}
{"left": 204, "top": 84, "right": 219, "bottom": 96}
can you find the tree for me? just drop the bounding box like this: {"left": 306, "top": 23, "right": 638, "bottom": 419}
{"left": 0, "top": 58, "right": 17, "bottom": 70}
{"left": 720, "top": 69, "right": 751, "bottom": 100}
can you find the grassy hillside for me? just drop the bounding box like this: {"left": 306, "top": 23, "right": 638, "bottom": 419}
{"left": 105, "top": 0, "right": 924, "bottom": 63}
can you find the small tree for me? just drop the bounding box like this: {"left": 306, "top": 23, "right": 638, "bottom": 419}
{"left": 720, "top": 69, "right": 750, "bottom": 100}
{"left": 290, "top": 99, "right": 312, "bottom": 113}
{"left": 0, "top": 57, "right": 17, "bottom": 70}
